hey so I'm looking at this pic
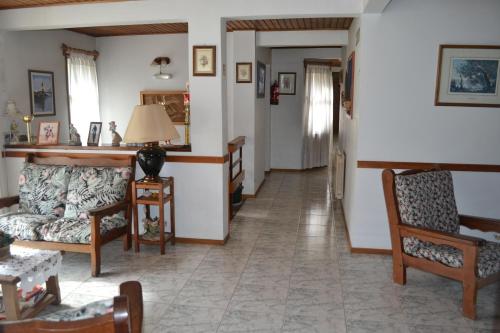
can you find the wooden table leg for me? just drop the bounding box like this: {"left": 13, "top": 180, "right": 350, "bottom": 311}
{"left": 132, "top": 182, "right": 140, "bottom": 253}
{"left": 46, "top": 275, "right": 61, "bottom": 305}
{"left": 2, "top": 282, "right": 21, "bottom": 320}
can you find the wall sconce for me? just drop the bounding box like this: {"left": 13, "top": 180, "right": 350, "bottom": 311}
{"left": 151, "top": 57, "right": 172, "bottom": 80}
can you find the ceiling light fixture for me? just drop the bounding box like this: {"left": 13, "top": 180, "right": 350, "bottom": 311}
{"left": 151, "top": 57, "right": 172, "bottom": 80}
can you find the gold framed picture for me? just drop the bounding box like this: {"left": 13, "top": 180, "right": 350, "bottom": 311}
{"left": 236, "top": 62, "right": 252, "bottom": 83}
{"left": 140, "top": 90, "right": 187, "bottom": 124}
{"left": 193, "top": 45, "right": 216, "bottom": 76}
{"left": 37, "top": 121, "right": 59, "bottom": 145}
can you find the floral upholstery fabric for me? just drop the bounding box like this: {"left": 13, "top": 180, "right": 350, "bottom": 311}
{"left": 18, "top": 163, "right": 72, "bottom": 218}
{"left": 403, "top": 237, "right": 500, "bottom": 278}
{"left": 64, "top": 166, "right": 131, "bottom": 220}
{"left": 394, "top": 170, "right": 460, "bottom": 234}
{"left": 38, "top": 299, "right": 113, "bottom": 321}
{"left": 38, "top": 214, "right": 127, "bottom": 244}
{"left": 0, "top": 212, "right": 54, "bottom": 241}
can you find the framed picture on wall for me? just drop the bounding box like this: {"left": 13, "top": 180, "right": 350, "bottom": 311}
{"left": 256, "top": 61, "right": 266, "bottom": 98}
{"left": 236, "top": 62, "right": 252, "bottom": 83}
{"left": 193, "top": 45, "right": 216, "bottom": 76}
{"left": 435, "top": 45, "right": 500, "bottom": 108}
{"left": 140, "top": 90, "right": 187, "bottom": 124}
{"left": 37, "top": 121, "right": 59, "bottom": 145}
{"left": 87, "top": 122, "right": 102, "bottom": 146}
{"left": 344, "top": 51, "right": 355, "bottom": 117}
{"left": 278, "top": 72, "right": 296, "bottom": 95}
{"left": 29, "top": 70, "right": 56, "bottom": 116}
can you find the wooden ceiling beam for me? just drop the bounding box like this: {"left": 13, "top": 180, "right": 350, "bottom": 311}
{"left": 0, "top": 0, "right": 127, "bottom": 10}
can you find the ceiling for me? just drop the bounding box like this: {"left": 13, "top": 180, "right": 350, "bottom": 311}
{"left": 226, "top": 17, "right": 353, "bottom": 32}
{"left": 0, "top": 0, "right": 128, "bottom": 10}
{"left": 68, "top": 23, "right": 188, "bottom": 37}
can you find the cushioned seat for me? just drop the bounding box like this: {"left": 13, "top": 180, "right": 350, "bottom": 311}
{"left": 38, "top": 214, "right": 128, "bottom": 244}
{"left": 0, "top": 212, "right": 55, "bottom": 241}
{"left": 38, "top": 299, "right": 113, "bottom": 322}
{"left": 403, "top": 236, "right": 500, "bottom": 278}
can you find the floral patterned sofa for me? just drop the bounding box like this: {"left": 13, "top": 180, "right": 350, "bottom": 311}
{"left": 0, "top": 153, "right": 136, "bottom": 276}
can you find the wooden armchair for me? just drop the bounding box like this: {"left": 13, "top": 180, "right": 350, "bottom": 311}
{"left": 382, "top": 169, "right": 500, "bottom": 319}
{"left": 0, "top": 281, "right": 143, "bottom": 333}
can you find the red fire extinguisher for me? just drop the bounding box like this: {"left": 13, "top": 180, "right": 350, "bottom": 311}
{"left": 271, "top": 80, "right": 279, "bottom": 105}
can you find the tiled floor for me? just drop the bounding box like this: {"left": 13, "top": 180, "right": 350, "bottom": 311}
{"left": 47, "top": 168, "right": 499, "bottom": 332}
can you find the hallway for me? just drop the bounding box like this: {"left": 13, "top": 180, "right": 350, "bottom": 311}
{"left": 51, "top": 168, "right": 498, "bottom": 332}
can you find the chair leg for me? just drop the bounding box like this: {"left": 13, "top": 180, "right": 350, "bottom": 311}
{"left": 91, "top": 247, "right": 101, "bottom": 277}
{"left": 123, "top": 228, "right": 132, "bottom": 251}
{"left": 393, "top": 259, "right": 406, "bottom": 285}
{"left": 463, "top": 281, "right": 477, "bottom": 320}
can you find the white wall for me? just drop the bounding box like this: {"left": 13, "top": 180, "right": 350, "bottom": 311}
{"left": 0, "top": 31, "right": 8, "bottom": 198}
{"left": 270, "top": 48, "right": 342, "bottom": 169}
{"left": 97, "top": 33, "right": 189, "bottom": 144}
{"left": 257, "top": 30, "right": 348, "bottom": 48}
{"left": 346, "top": 0, "right": 500, "bottom": 248}
{"left": 4, "top": 30, "right": 96, "bottom": 142}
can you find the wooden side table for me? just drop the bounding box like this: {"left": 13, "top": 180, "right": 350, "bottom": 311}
{"left": 131, "top": 177, "right": 175, "bottom": 254}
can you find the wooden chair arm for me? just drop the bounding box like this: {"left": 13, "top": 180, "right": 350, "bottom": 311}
{"left": 459, "top": 215, "right": 500, "bottom": 233}
{"left": 112, "top": 295, "right": 131, "bottom": 333}
{"left": 88, "top": 201, "right": 129, "bottom": 218}
{"left": 0, "top": 195, "right": 19, "bottom": 209}
{"left": 120, "top": 281, "right": 143, "bottom": 333}
{"left": 398, "top": 224, "right": 485, "bottom": 249}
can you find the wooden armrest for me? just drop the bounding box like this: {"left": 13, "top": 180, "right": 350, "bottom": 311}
{"left": 460, "top": 214, "right": 500, "bottom": 233}
{"left": 0, "top": 195, "right": 19, "bottom": 209}
{"left": 398, "top": 224, "right": 485, "bottom": 248}
{"left": 88, "top": 201, "right": 129, "bottom": 218}
{"left": 120, "top": 281, "right": 143, "bottom": 333}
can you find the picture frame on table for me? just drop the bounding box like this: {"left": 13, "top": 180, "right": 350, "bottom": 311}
{"left": 37, "top": 121, "right": 59, "bottom": 145}
{"left": 236, "top": 62, "right": 252, "bottom": 83}
{"left": 435, "top": 44, "right": 500, "bottom": 108}
{"left": 278, "top": 72, "right": 297, "bottom": 95}
{"left": 256, "top": 61, "right": 266, "bottom": 98}
{"left": 193, "top": 46, "right": 216, "bottom": 76}
{"left": 29, "top": 70, "right": 56, "bottom": 117}
{"left": 87, "top": 122, "right": 102, "bottom": 146}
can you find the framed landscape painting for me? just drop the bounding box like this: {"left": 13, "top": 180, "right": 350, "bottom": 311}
{"left": 435, "top": 45, "right": 500, "bottom": 107}
{"left": 29, "top": 70, "right": 56, "bottom": 116}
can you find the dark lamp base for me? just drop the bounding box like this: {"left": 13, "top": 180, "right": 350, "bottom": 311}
{"left": 137, "top": 142, "right": 166, "bottom": 182}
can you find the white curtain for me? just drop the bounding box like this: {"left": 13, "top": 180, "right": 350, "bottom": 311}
{"left": 302, "top": 64, "right": 333, "bottom": 169}
{"left": 67, "top": 52, "right": 100, "bottom": 143}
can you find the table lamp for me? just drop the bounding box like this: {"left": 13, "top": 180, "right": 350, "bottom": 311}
{"left": 123, "top": 104, "right": 180, "bottom": 182}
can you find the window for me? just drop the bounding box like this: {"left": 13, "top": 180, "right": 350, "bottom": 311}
{"left": 66, "top": 52, "right": 100, "bottom": 143}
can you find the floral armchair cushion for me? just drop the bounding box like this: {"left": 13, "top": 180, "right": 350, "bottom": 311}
{"left": 64, "top": 166, "right": 132, "bottom": 220}
{"left": 18, "top": 163, "right": 72, "bottom": 218}
{"left": 38, "top": 214, "right": 128, "bottom": 244}
{"left": 403, "top": 237, "right": 500, "bottom": 278}
{"left": 394, "top": 170, "right": 460, "bottom": 234}
{"left": 0, "top": 212, "right": 55, "bottom": 241}
{"left": 38, "top": 299, "right": 113, "bottom": 321}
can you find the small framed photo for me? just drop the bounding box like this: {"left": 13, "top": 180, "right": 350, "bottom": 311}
{"left": 435, "top": 45, "right": 500, "bottom": 108}
{"left": 278, "top": 72, "right": 296, "bottom": 95}
{"left": 256, "top": 61, "right": 266, "bottom": 98}
{"left": 236, "top": 62, "right": 252, "bottom": 83}
{"left": 87, "top": 122, "right": 102, "bottom": 146}
{"left": 193, "top": 46, "right": 216, "bottom": 76}
{"left": 29, "top": 70, "right": 56, "bottom": 116}
{"left": 37, "top": 121, "right": 59, "bottom": 145}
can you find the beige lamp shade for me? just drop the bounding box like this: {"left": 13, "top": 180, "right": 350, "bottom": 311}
{"left": 123, "top": 104, "right": 180, "bottom": 143}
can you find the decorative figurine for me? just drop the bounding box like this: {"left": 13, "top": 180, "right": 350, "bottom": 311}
{"left": 109, "top": 121, "right": 122, "bottom": 146}
{"left": 68, "top": 123, "right": 82, "bottom": 146}
{"left": 142, "top": 206, "right": 160, "bottom": 239}
{"left": 9, "top": 121, "right": 19, "bottom": 144}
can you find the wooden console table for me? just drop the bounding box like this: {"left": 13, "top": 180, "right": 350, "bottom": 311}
{"left": 131, "top": 177, "right": 176, "bottom": 254}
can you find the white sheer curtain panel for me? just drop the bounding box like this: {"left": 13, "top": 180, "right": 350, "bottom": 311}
{"left": 302, "top": 64, "right": 334, "bottom": 169}
{"left": 67, "top": 52, "right": 100, "bottom": 143}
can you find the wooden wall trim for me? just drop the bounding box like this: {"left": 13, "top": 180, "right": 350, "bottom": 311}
{"left": 175, "top": 235, "right": 229, "bottom": 246}
{"left": 357, "top": 161, "right": 500, "bottom": 173}
{"left": 3, "top": 151, "right": 229, "bottom": 164}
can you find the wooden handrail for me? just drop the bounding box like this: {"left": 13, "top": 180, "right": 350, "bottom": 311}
{"left": 228, "top": 136, "right": 246, "bottom": 153}
{"left": 62, "top": 43, "right": 99, "bottom": 60}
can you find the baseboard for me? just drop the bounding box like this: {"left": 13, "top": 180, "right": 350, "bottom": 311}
{"left": 270, "top": 168, "right": 304, "bottom": 172}
{"left": 340, "top": 203, "right": 391, "bottom": 256}
{"left": 175, "top": 236, "right": 228, "bottom": 246}
{"left": 242, "top": 177, "right": 266, "bottom": 199}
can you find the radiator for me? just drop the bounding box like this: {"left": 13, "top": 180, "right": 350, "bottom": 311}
{"left": 334, "top": 150, "right": 345, "bottom": 199}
